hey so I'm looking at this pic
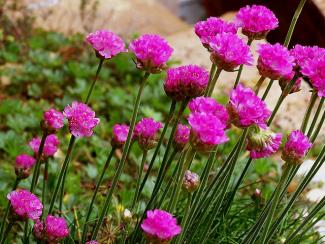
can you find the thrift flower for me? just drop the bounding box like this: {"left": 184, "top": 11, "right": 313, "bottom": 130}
{"left": 235, "top": 5, "right": 278, "bottom": 40}
{"left": 86, "top": 30, "right": 126, "bottom": 59}
{"left": 227, "top": 83, "right": 271, "bottom": 129}
{"left": 209, "top": 33, "right": 253, "bottom": 71}
{"left": 29, "top": 134, "right": 60, "bottom": 157}
{"left": 290, "top": 44, "right": 325, "bottom": 70}
{"left": 141, "top": 209, "right": 181, "bottom": 242}
{"left": 257, "top": 43, "right": 294, "bottom": 80}
{"left": 194, "top": 17, "right": 237, "bottom": 47}
{"left": 112, "top": 124, "right": 129, "bottom": 148}
{"left": 173, "top": 124, "right": 190, "bottom": 151}
{"left": 129, "top": 34, "right": 173, "bottom": 73}
{"left": 182, "top": 170, "right": 200, "bottom": 193}
{"left": 7, "top": 189, "right": 43, "bottom": 220}
{"left": 15, "top": 154, "right": 36, "bottom": 179}
{"left": 63, "top": 102, "right": 100, "bottom": 137}
{"left": 164, "top": 65, "right": 209, "bottom": 101}
{"left": 34, "top": 215, "right": 69, "bottom": 242}
{"left": 188, "top": 112, "right": 228, "bottom": 152}
{"left": 43, "top": 108, "right": 64, "bottom": 132}
{"left": 282, "top": 130, "right": 312, "bottom": 165}
{"left": 134, "top": 118, "right": 163, "bottom": 150}
{"left": 278, "top": 72, "right": 302, "bottom": 95}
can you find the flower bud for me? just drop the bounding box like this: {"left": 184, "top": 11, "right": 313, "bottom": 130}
{"left": 111, "top": 124, "right": 129, "bottom": 148}
{"left": 173, "top": 124, "right": 190, "bottom": 151}
{"left": 182, "top": 170, "right": 200, "bottom": 193}
{"left": 42, "top": 109, "right": 64, "bottom": 134}
{"left": 122, "top": 208, "right": 133, "bottom": 222}
{"left": 15, "top": 154, "right": 36, "bottom": 179}
{"left": 134, "top": 118, "right": 163, "bottom": 151}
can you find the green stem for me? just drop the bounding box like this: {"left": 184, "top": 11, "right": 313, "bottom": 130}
{"left": 234, "top": 38, "right": 253, "bottom": 88}
{"left": 84, "top": 59, "right": 104, "bottom": 104}
{"left": 261, "top": 80, "right": 274, "bottom": 101}
{"left": 0, "top": 222, "right": 13, "bottom": 244}
{"left": 204, "top": 63, "right": 217, "bottom": 96}
{"left": 254, "top": 76, "right": 266, "bottom": 95}
{"left": 175, "top": 194, "right": 192, "bottom": 244}
{"left": 41, "top": 160, "right": 49, "bottom": 216}
{"left": 311, "top": 110, "right": 325, "bottom": 143}
{"left": 81, "top": 147, "right": 115, "bottom": 243}
{"left": 300, "top": 91, "right": 318, "bottom": 134}
{"left": 132, "top": 150, "right": 148, "bottom": 209}
{"left": 206, "top": 67, "right": 222, "bottom": 97}
{"left": 90, "top": 72, "right": 150, "bottom": 240}
{"left": 307, "top": 98, "right": 324, "bottom": 137}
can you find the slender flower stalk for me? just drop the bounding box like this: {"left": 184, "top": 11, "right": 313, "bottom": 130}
{"left": 300, "top": 91, "right": 318, "bottom": 133}
{"left": 262, "top": 80, "right": 274, "bottom": 100}
{"left": 205, "top": 67, "right": 222, "bottom": 97}
{"left": 307, "top": 98, "right": 324, "bottom": 137}
{"left": 311, "top": 109, "right": 325, "bottom": 142}
{"left": 234, "top": 39, "right": 253, "bottom": 88}
{"left": 132, "top": 150, "right": 148, "bottom": 209}
{"left": 175, "top": 193, "right": 193, "bottom": 244}
{"left": 41, "top": 160, "right": 49, "bottom": 211}
{"left": 255, "top": 76, "right": 266, "bottom": 95}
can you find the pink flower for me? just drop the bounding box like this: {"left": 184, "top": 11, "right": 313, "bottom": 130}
{"left": 7, "top": 189, "right": 43, "bottom": 220}
{"left": 278, "top": 72, "right": 302, "bottom": 95}
{"left": 29, "top": 134, "right": 60, "bottom": 157}
{"left": 246, "top": 128, "right": 282, "bottom": 159}
{"left": 301, "top": 56, "right": 325, "bottom": 97}
{"left": 63, "top": 102, "right": 100, "bottom": 137}
{"left": 134, "top": 118, "right": 163, "bottom": 150}
{"left": 34, "top": 215, "right": 69, "bottom": 242}
{"left": 194, "top": 17, "right": 237, "bottom": 47}
{"left": 290, "top": 44, "right": 325, "bottom": 70}
{"left": 86, "top": 30, "right": 126, "bottom": 59}
{"left": 173, "top": 124, "right": 190, "bottom": 151}
{"left": 235, "top": 5, "right": 278, "bottom": 40}
{"left": 43, "top": 109, "right": 64, "bottom": 131}
{"left": 227, "top": 83, "right": 271, "bottom": 129}
{"left": 188, "top": 97, "right": 229, "bottom": 127}
{"left": 15, "top": 154, "right": 36, "bottom": 179}
{"left": 209, "top": 33, "right": 253, "bottom": 71}
{"left": 141, "top": 209, "right": 181, "bottom": 242}
{"left": 33, "top": 219, "right": 44, "bottom": 240}
{"left": 183, "top": 170, "right": 200, "bottom": 193}
{"left": 164, "top": 65, "right": 209, "bottom": 101}
{"left": 188, "top": 112, "right": 228, "bottom": 152}
{"left": 112, "top": 124, "right": 129, "bottom": 148}
{"left": 129, "top": 34, "right": 173, "bottom": 73}
{"left": 282, "top": 130, "right": 312, "bottom": 165}
{"left": 257, "top": 43, "right": 295, "bottom": 80}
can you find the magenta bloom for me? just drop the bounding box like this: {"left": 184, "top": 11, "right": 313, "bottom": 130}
{"left": 43, "top": 108, "right": 64, "bottom": 131}
{"left": 164, "top": 65, "right": 209, "bottom": 101}
{"left": 227, "top": 83, "right": 271, "bottom": 129}
{"left": 173, "top": 124, "right": 190, "bottom": 151}
{"left": 188, "top": 112, "right": 228, "bottom": 152}
{"left": 86, "top": 30, "right": 126, "bottom": 59}
{"left": 29, "top": 134, "right": 60, "bottom": 157}
{"left": 257, "top": 43, "right": 294, "bottom": 80}
{"left": 33, "top": 219, "right": 44, "bottom": 240}
{"left": 141, "top": 209, "right": 181, "bottom": 242}
{"left": 129, "top": 34, "right": 173, "bottom": 73}
{"left": 34, "top": 215, "right": 69, "bottom": 242}
{"left": 290, "top": 44, "right": 325, "bottom": 70}
{"left": 235, "top": 5, "right": 278, "bottom": 40}
{"left": 278, "top": 72, "right": 302, "bottom": 95}
{"left": 209, "top": 33, "right": 253, "bottom": 71}
{"left": 282, "top": 130, "right": 312, "bottom": 165}
{"left": 301, "top": 56, "right": 325, "bottom": 97}
{"left": 112, "top": 124, "right": 129, "bottom": 148}
{"left": 63, "top": 102, "right": 100, "bottom": 137}
{"left": 7, "top": 189, "right": 43, "bottom": 220}
{"left": 134, "top": 118, "right": 163, "bottom": 150}
{"left": 247, "top": 129, "right": 282, "bottom": 159}
{"left": 15, "top": 154, "right": 36, "bottom": 179}
{"left": 194, "top": 17, "right": 237, "bottom": 47}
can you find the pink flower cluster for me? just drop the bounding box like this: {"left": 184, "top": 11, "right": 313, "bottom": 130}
{"left": 141, "top": 209, "right": 181, "bottom": 242}
{"left": 63, "top": 102, "right": 100, "bottom": 137}
{"left": 15, "top": 154, "right": 36, "bottom": 179}
{"left": 134, "top": 118, "right": 163, "bottom": 150}
{"left": 86, "top": 30, "right": 126, "bottom": 59}
{"left": 257, "top": 43, "right": 294, "bottom": 80}
{"left": 7, "top": 189, "right": 43, "bottom": 220}
{"left": 282, "top": 130, "right": 312, "bottom": 165}
{"left": 183, "top": 170, "right": 200, "bottom": 193}
{"left": 112, "top": 124, "right": 129, "bottom": 148}
{"left": 290, "top": 44, "right": 325, "bottom": 70}
{"left": 129, "top": 34, "right": 173, "bottom": 73}
{"left": 235, "top": 5, "right": 278, "bottom": 40}
{"left": 173, "top": 124, "right": 190, "bottom": 151}
{"left": 164, "top": 65, "right": 209, "bottom": 101}
{"left": 33, "top": 215, "right": 69, "bottom": 242}
{"left": 209, "top": 33, "right": 253, "bottom": 71}
{"left": 227, "top": 84, "right": 271, "bottom": 129}
{"left": 29, "top": 134, "right": 60, "bottom": 157}
{"left": 43, "top": 108, "right": 64, "bottom": 131}
{"left": 194, "top": 17, "right": 237, "bottom": 47}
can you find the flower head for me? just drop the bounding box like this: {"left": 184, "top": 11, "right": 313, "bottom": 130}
{"left": 63, "top": 102, "right": 100, "bottom": 137}
{"left": 173, "top": 124, "right": 190, "bottom": 151}
{"left": 86, "top": 30, "right": 126, "bottom": 59}
{"left": 246, "top": 127, "right": 282, "bottom": 159}
{"left": 257, "top": 43, "right": 294, "bottom": 80}
{"left": 34, "top": 215, "right": 69, "bottom": 242}
{"left": 183, "top": 170, "right": 200, "bottom": 193}
{"left": 227, "top": 83, "right": 271, "bottom": 128}
{"left": 43, "top": 109, "right": 64, "bottom": 132}
{"left": 290, "top": 44, "right": 325, "bottom": 70}
{"left": 112, "top": 124, "right": 129, "bottom": 148}
{"left": 209, "top": 33, "right": 253, "bottom": 71}
{"left": 134, "top": 118, "right": 163, "bottom": 150}
{"left": 15, "top": 154, "right": 36, "bottom": 179}
{"left": 7, "top": 189, "right": 43, "bottom": 220}
{"left": 129, "top": 34, "right": 173, "bottom": 73}
{"left": 282, "top": 130, "right": 312, "bottom": 165}
{"left": 278, "top": 72, "right": 302, "bottom": 95}
{"left": 188, "top": 112, "right": 228, "bottom": 152}
{"left": 29, "top": 134, "right": 60, "bottom": 157}
{"left": 33, "top": 219, "right": 44, "bottom": 240}
{"left": 194, "top": 17, "right": 237, "bottom": 47}
{"left": 141, "top": 209, "right": 181, "bottom": 242}
{"left": 164, "top": 65, "right": 209, "bottom": 101}
{"left": 235, "top": 5, "right": 278, "bottom": 40}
